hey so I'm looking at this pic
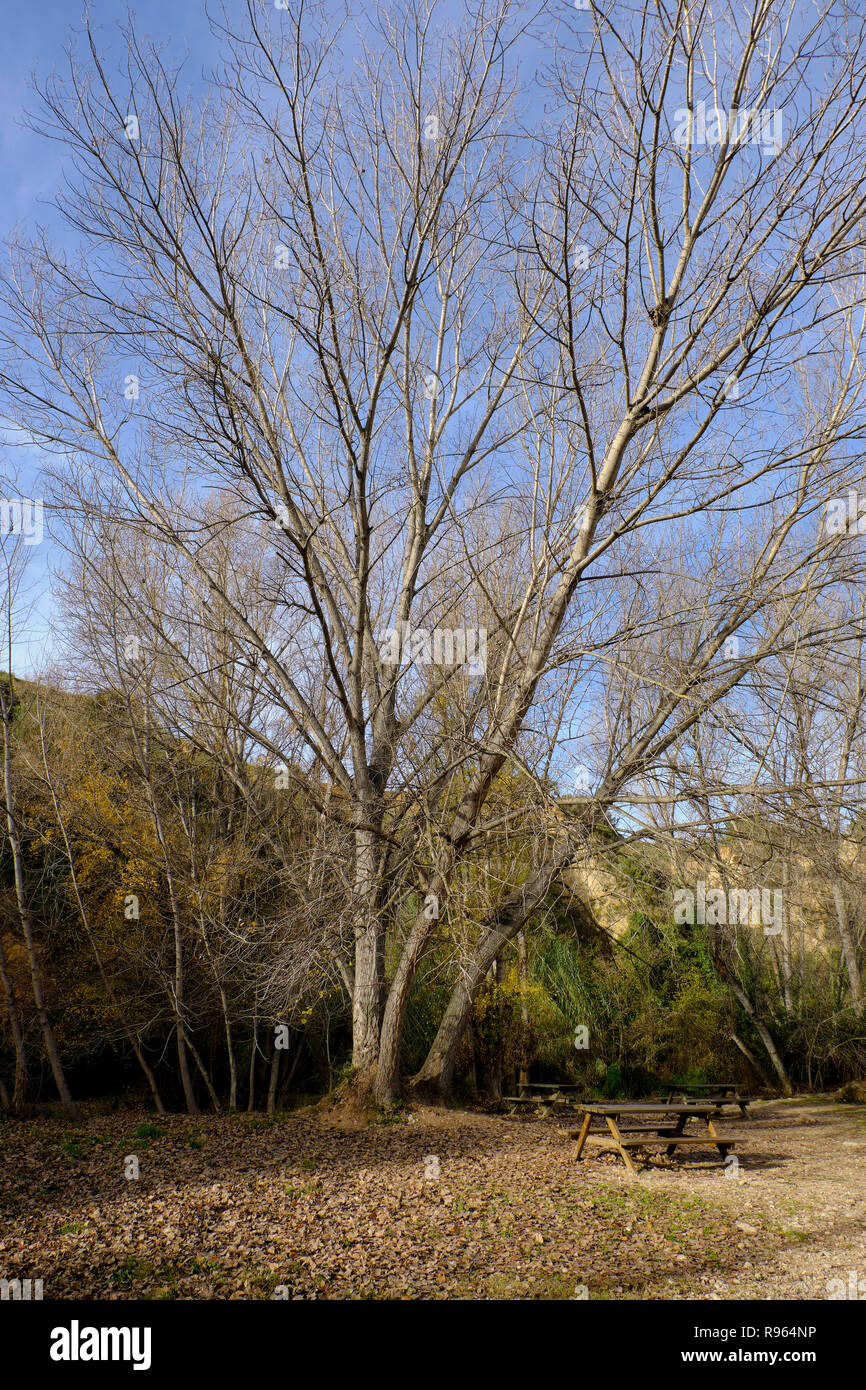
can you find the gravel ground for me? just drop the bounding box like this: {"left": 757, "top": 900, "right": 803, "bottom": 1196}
{"left": 0, "top": 1095, "right": 862, "bottom": 1300}
{"left": 618, "top": 1096, "right": 866, "bottom": 1300}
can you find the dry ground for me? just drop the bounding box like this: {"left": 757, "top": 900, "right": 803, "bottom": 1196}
{"left": 0, "top": 1095, "right": 863, "bottom": 1300}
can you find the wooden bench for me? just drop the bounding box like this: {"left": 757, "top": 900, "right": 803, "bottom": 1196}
{"left": 619, "top": 1133, "right": 747, "bottom": 1158}
{"left": 673, "top": 1094, "right": 754, "bottom": 1117}
{"left": 504, "top": 1086, "right": 581, "bottom": 1114}
{"left": 664, "top": 1083, "right": 754, "bottom": 1117}
{"left": 666, "top": 1081, "right": 740, "bottom": 1095}
{"left": 517, "top": 1083, "right": 582, "bottom": 1092}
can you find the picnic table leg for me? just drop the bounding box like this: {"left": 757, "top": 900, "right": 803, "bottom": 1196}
{"left": 573, "top": 1111, "right": 592, "bottom": 1161}
{"left": 705, "top": 1112, "right": 730, "bottom": 1158}
{"left": 604, "top": 1115, "right": 638, "bottom": 1177}
{"left": 665, "top": 1110, "right": 687, "bottom": 1157}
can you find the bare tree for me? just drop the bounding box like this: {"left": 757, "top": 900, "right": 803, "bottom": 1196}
{"left": 3, "top": 0, "right": 866, "bottom": 1106}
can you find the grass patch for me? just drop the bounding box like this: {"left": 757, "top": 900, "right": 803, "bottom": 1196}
{"left": 109, "top": 1255, "right": 155, "bottom": 1289}
{"left": 60, "top": 1133, "right": 110, "bottom": 1160}
{"left": 375, "top": 1100, "right": 406, "bottom": 1125}
{"left": 132, "top": 1122, "right": 164, "bottom": 1142}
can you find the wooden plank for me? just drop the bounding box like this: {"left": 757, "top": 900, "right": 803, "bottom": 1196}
{"left": 619, "top": 1134, "right": 747, "bottom": 1147}
{"left": 577, "top": 1103, "right": 715, "bottom": 1115}
{"left": 572, "top": 1110, "right": 593, "bottom": 1161}
{"left": 604, "top": 1113, "right": 638, "bottom": 1177}
{"left": 668, "top": 1093, "right": 752, "bottom": 1107}
{"left": 665, "top": 1083, "right": 740, "bottom": 1102}
{"left": 678, "top": 1095, "right": 740, "bottom": 1105}
{"left": 567, "top": 1125, "right": 680, "bottom": 1138}
{"left": 674, "top": 1081, "right": 738, "bottom": 1090}
{"left": 616, "top": 1125, "right": 681, "bottom": 1135}
{"left": 505, "top": 1093, "right": 580, "bottom": 1101}
{"left": 518, "top": 1083, "right": 582, "bottom": 1090}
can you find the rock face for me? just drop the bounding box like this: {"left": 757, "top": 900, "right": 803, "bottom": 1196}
{"left": 559, "top": 838, "right": 863, "bottom": 954}
{"left": 560, "top": 860, "right": 634, "bottom": 942}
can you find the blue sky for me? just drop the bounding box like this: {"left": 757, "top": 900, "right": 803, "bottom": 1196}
{"left": 0, "top": 0, "right": 555, "bottom": 677}
{"left": 0, "top": 2, "right": 223, "bottom": 234}
{"left": 1, "top": 2, "right": 222, "bottom": 675}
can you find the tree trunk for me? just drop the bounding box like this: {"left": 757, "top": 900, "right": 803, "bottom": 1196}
{"left": 730, "top": 1030, "right": 773, "bottom": 1088}
{"left": 267, "top": 1044, "right": 281, "bottom": 1115}
{"left": 134, "top": 732, "right": 198, "bottom": 1115}
{"left": 279, "top": 1035, "right": 303, "bottom": 1107}
{"left": 226, "top": 1003, "right": 238, "bottom": 1111}
{"left": 412, "top": 851, "right": 570, "bottom": 1100}
{"left": 184, "top": 1028, "right": 221, "bottom": 1110}
{"left": 41, "top": 756, "right": 166, "bottom": 1113}
{"left": 159, "top": 867, "right": 197, "bottom": 1114}
{"left": 488, "top": 954, "right": 505, "bottom": 1103}
{"left": 197, "top": 902, "right": 237, "bottom": 1109}
{"left": 0, "top": 931, "right": 27, "bottom": 1110}
{"left": 214, "top": 961, "right": 237, "bottom": 1109}
{"left": 465, "top": 1022, "right": 478, "bottom": 1100}
{"left": 352, "top": 826, "right": 384, "bottom": 1079}
{"left": 728, "top": 976, "right": 793, "bottom": 1095}
{"left": 517, "top": 931, "right": 530, "bottom": 1093}
{"left": 1, "top": 696, "right": 81, "bottom": 1123}
{"left": 373, "top": 860, "right": 452, "bottom": 1104}
{"left": 831, "top": 882, "right": 863, "bottom": 1006}
{"left": 781, "top": 858, "right": 793, "bottom": 1014}
{"left": 247, "top": 1015, "right": 258, "bottom": 1112}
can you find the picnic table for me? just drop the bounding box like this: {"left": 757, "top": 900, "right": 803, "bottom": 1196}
{"left": 569, "top": 1102, "right": 748, "bottom": 1176}
{"left": 502, "top": 1082, "right": 581, "bottom": 1114}
{"left": 663, "top": 1081, "right": 753, "bottom": 1117}
{"left": 518, "top": 1082, "right": 582, "bottom": 1093}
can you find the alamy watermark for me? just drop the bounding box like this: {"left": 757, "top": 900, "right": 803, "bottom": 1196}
{"left": 823, "top": 490, "right": 866, "bottom": 536}
{"left": 1, "top": 1277, "right": 43, "bottom": 1300}
{"left": 673, "top": 101, "right": 783, "bottom": 155}
{"left": 674, "top": 880, "right": 783, "bottom": 936}
{"left": 826, "top": 1270, "right": 865, "bottom": 1299}
{"left": 379, "top": 622, "right": 487, "bottom": 675}
{"left": 0, "top": 497, "right": 43, "bottom": 545}
{"left": 50, "top": 1322, "right": 152, "bottom": 1370}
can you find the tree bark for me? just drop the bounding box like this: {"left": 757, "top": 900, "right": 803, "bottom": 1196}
{"left": 831, "top": 882, "right": 863, "bottom": 1006}
{"left": 373, "top": 856, "right": 453, "bottom": 1104}
{"left": 352, "top": 825, "right": 385, "bottom": 1078}
{"left": 730, "top": 1030, "right": 773, "bottom": 1088}
{"left": 517, "top": 931, "right": 530, "bottom": 1093}
{"left": 727, "top": 976, "right": 793, "bottom": 1095}
{"left": 488, "top": 954, "right": 506, "bottom": 1103}
{"left": 267, "top": 1043, "right": 281, "bottom": 1115}
{"left": 247, "top": 1013, "right": 258, "bottom": 1112}
{"left": 0, "top": 931, "right": 27, "bottom": 1110}
{"left": 412, "top": 849, "right": 571, "bottom": 1101}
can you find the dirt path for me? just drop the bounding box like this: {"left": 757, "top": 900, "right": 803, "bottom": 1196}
{"left": 0, "top": 1096, "right": 862, "bottom": 1299}
{"left": 619, "top": 1097, "right": 866, "bottom": 1300}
